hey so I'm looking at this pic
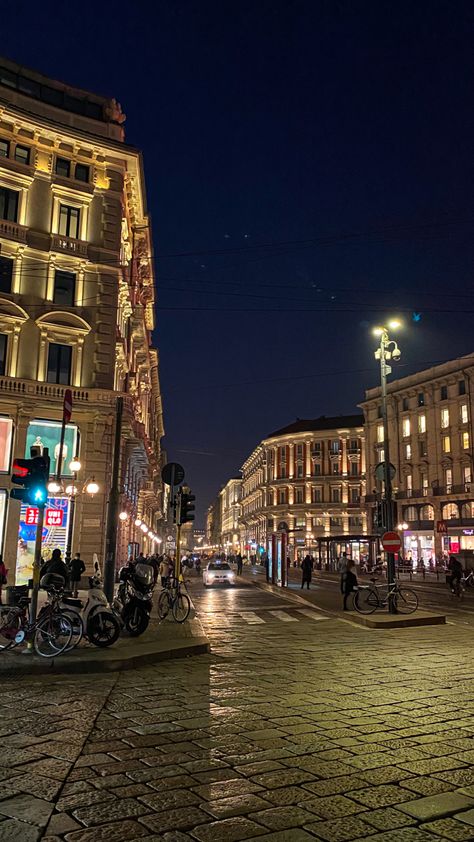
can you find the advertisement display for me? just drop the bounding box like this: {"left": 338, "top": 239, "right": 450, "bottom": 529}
{"left": 16, "top": 496, "right": 70, "bottom": 585}
{"left": 0, "top": 418, "right": 13, "bottom": 472}
{"left": 25, "top": 420, "right": 78, "bottom": 477}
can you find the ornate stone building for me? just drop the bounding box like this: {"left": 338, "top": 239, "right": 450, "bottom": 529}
{"left": 361, "top": 352, "right": 474, "bottom": 564}
{"left": 239, "top": 415, "right": 370, "bottom": 565}
{"left": 0, "top": 57, "right": 164, "bottom": 582}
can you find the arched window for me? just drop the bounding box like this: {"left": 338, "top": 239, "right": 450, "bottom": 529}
{"left": 420, "top": 504, "right": 434, "bottom": 521}
{"left": 442, "top": 502, "right": 459, "bottom": 520}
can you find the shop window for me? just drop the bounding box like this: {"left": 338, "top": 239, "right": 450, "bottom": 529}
{"left": 441, "top": 408, "right": 449, "bottom": 429}
{"left": 56, "top": 157, "right": 71, "bottom": 178}
{"left": 459, "top": 380, "right": 466, "bottom": 396}
{"left": 440, "top": 385, "right": 448, "bottom": 400}
{"left": 46, "top": 342, "right": 72, "bottom": 385}
{"left": 461, "top": 403, "right": 469, "bottom": 424}
{"left": 53, "top": 270, "right": 76, "bottom": 306}
{"left": 58, "top": 204, "right": 80, "bottom": 239}
{"left": 14, "top": 145, "right": 30, "bottom": 165}
{"left": 0, "top": 257, "right": 13, "bottom": 294}
{"left": 0, "top": 187, "right": 19, "bottom": 222}
{"left": 402, "top": 418, "right": 411, "bottom": 438}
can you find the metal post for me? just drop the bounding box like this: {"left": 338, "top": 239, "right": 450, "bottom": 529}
{"left": 104, "top": 397, "right": 123, "bottom": 601}
{"left": 28, "top": 503, "right": 45, "bottom": 639}
{"left": 380, "top": 331, "right": 396, "bottom": 613}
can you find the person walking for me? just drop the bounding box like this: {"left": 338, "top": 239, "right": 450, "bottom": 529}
{"left": 301, "top": 554, "right": 313, "bottom": 589}
{"left": 236, "top": 553, "right": 243, "bottom": 575}
{"left": 69, "top": 552, "right": 85, "bottom": 598}
{"left": 0, "top": 555, "right": 7, "bottom": 605}
{"left": 342, "top": 559, "right": 358, "bottom": 610}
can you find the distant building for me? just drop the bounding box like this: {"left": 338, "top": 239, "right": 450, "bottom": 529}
{"left": 220, "top": 477, "right": 242, "bottom": 552}
{"left": 239, "top": 415, "right": 371, "bottom": 565}
{"left": 361, "top": 352, "right": 474, "bottom": 564}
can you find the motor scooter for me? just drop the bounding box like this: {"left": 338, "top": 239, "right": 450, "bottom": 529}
{"left": 60, "top": 575, "right": 121, "bottom": 648}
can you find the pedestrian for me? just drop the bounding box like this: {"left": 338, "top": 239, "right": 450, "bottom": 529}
{"left": 69, "top": 552, "right": 85, "bottom": 598}
{"left": 342, "top": 560, "right": 358, "bottom": 610}
{"left": 0, "top": 555, "right": 7, "bottom": 605}
{"left": 301, "top": 554, "right": 313, "bottom": 589}
{"left": 236, "top": 552, "right": 243, "bottom": 575}
{"left": 41, "top": 548, "right": 69, "bottom": 585}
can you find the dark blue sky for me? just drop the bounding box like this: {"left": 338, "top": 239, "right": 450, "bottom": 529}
{"left": 3, "top": 0, "right": 474, "bottom": 524}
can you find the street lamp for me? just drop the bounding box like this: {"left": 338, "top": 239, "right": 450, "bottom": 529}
{"left": 373, "top": 320, "right": 402, "bottom": 613}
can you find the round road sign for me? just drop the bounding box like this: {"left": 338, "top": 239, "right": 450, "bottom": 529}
{"left": 161, "top": 462, "right": 185, "bottom": 486}
{"left": 381, "top": 531, "right": 401, "bottom": 553}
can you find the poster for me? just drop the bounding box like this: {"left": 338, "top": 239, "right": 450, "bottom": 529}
{"left": 25, "top": 420, "right": 78, "bottom": 477}
{"left": 16, "top": 496, "right": 70, "bottom": 585}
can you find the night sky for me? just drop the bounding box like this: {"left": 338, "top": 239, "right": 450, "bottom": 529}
{"left": 3, "top": 1, "right": 474, "bottom": 524}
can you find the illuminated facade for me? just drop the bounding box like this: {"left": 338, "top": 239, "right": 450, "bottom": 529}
{"left": 239, "top": 415, "right": 368, "bottom": 563}
{"left": 361, "top": 352, "right": 474, "bottom": 564}
{"left": 0, "top": 57, "right": 164, "bottom": 581}
{"left": 220, "top": 477, "right": 242, "bottom": 552}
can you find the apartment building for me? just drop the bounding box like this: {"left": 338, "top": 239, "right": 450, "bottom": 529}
{"left": 220, "top": 477, "right": 242, "bottom": 552}
{"left": 0, "top": 57, "right": 163, "bottom": 582}
{"left": 239, "top": 415, "right": 371, "bottom": 565}
{"left": 361, "top": 352, "right": 474, "bottom": 563}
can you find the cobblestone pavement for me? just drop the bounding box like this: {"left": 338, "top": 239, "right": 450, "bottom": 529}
{"left": 2, "top": 581, "right": 474, "bottom": 840}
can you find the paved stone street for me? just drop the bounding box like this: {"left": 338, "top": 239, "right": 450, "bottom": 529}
{"left": 2, "top": 578, "right": 474, "bottom": 840}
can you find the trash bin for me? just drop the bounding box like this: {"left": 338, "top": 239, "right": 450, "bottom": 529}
{"left": 6, "top": 585, "right": 28, "bottom": 606}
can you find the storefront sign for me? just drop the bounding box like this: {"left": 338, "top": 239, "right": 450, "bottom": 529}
{"left": 25, "top": 420, "right": 78, "bottom": 477}
{"left": 16, "top": 496, "right": 70, "bottom": 585}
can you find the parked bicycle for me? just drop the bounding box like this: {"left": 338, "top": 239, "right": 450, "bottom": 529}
{"left": 157, "top": 576, "right": 191, "bottom": 623}
{"left": 354, "top": 578, "right": 418, "bottom": 614}
{"left": 0, "top": 582, "right": 73, "bottom": 658}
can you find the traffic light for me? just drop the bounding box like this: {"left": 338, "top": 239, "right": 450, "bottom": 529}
{"left": 179, "top": 490, "right": 195, "bottom": 524}
{"left": 11, "top": 453, "right": 50, "bottom": 506}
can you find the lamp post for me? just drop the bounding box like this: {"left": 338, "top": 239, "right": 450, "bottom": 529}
{"left": 373, "top": 320, "right": 402, "bottom": 613}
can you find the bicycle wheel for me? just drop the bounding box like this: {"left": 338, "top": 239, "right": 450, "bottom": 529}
{"left": 158, "top": 590, "right": 171, "bottom": 620}
{"left": 34, "top": 613, "right": 73, "bottom": 658}
{"left": 0, "top": 607, "right": 22, "bottom": 651}
{"left": 354, "top": 588, "right": 379, "bottom": 614}
{"left": 172, "top": 592, "right": 190, "bottom": 623}
{"left": 62, "top": 610, "right": 84, "bottom": 650}
{"left": 395, "top": 588, "right": 418, "bottom": 614}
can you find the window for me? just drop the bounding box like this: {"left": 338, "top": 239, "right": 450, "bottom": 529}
{"left": 418, "top": 393, "right": 425, "bottom": 407}
{"left": 46, "top": 343, "right": 72, "bottom": 385}
{"left": 312, "top": 462, "right": 321, "bottom": 476}
{"left": 402, "top": 418, "right": 411, "bottom": 438}
{"left": 0, "top": 257, "right": 13, "bottom": 294}
{"left": 402, "top": 397, "right": 409, "bottom": 411}
{"left": 0, "top": 334, "right": 7, "bottom": 376}
{"left": 463, "top": 466, "right": 472, "bottom": 485}
{"left": 53, "top": 270, "right": 75, "bottom": 306}
{"left": 377, "top": 423, "right": 384, "bottom": 443}
{"left": 312, "top": 487, "right": 322, "bottom": 503}
{"left": 443, "top": 435, "right": 451, "bottom": 453}
{"left": 419, "top": 439, "right": 427, "bottom": 457}
{"left": 0, "top": 140, "right": 9, "bottom": 157}
{"left": 350, "top": 487, "right": 360, "bottom": 503}
{"left": 14, "top": 145, "right": 30, "bottom": 165}
{"left": 295, "top": 487, "right": 304, "bottom": 504}
{"left": 461, "top": 403, "right": 468, "bottom": 424}
{"left": 75, "top": 163, "right": 89, "bottom": 183}
{"left": 0, "top": 187, "right": 19, "bottom": 222}
{"left": 58, "top": 205, "right": 80, "bottom": 239}
{"left": 405, "top": 443, "right": 412, "bottom": 460}
{"left": 440, "top": 385, "right": 448, "bottom": 400}
{"left": 296, "top": 462, "right": 304, "bottom": 478}
{"left": 441, "top": 408, "right": 450, "bottom": 429}
{"left": 445, "top": 468, "right": 452, "bottom": 490}
{"left": 331, "top": 487, "right": 341, "bottom": 503}
{"left": 56, "top": 157, "right": 71, "bottom": 177}
{"left": 351, "top": 461, "right": 359, "bottom": 476}
{"left": 418, "top": 414, "right": 426, "bottom": 433}
{"left": 459, "top": 380, "right": 466, "bottom": 396}
{"left": 462, "top": 431, "right": 470, "bottom": 450}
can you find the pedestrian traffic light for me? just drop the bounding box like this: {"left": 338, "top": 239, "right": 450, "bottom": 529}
{"left": 11, "top": 453, "right": 50, "bottom": 506}
{"left": 179, "top": 490, "right": 195, "bottom": 524}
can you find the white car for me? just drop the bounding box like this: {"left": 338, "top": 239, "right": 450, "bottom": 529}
{"left": 203, "top": 562, "right": 235, "bottom": 587}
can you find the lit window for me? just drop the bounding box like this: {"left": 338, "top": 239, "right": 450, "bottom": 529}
{"left": 56, "top": 157, "right": 71, "bottom": 178}
{"left": 0, "top": 187, "right": 19, "bottom": 222}
{"left": 463, "top": 432, "right": 470, "bottom": 450}
{"left": 405, "top": 443, "right": 412, "bottom": 460}
{"left": 443, "top": 435, "right": 451, "bottom": 453}
{"left": 75, "top": 163, "right": 89, "bottom": 183}
{"left": 377, "top": 423, "right": 384, "bottom": 443}
{"left": 441, "top": 408, "right": 450, "bottom": 429}
{"left": 464, "top": 466, "right": 472, "bottom": 485}
{"left": 461, "top": 403, "right": 468, "bottom": 424}
{"left": 14, "top": 145, "right": 30, "bottom": 165}
{"left": 402, "top": 418, "right": 411, "bottom": 438}
{"left": 418, "top": 414, "right": 426, "bottom": 433}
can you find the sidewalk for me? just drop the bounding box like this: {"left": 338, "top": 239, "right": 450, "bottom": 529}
{"left": 0, "top": 587, "right": 210, "bottom": 676}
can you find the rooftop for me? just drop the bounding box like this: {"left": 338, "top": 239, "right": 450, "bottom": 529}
{"left": 267, "top": 413, "right": 365, "bottom": 438}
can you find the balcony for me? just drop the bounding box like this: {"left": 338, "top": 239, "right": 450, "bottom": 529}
{"left": 0, "top": 219, "right": 27, "bottom": 243}
{"left": 51, "top": 233, "right": 88, "bottom": 258}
